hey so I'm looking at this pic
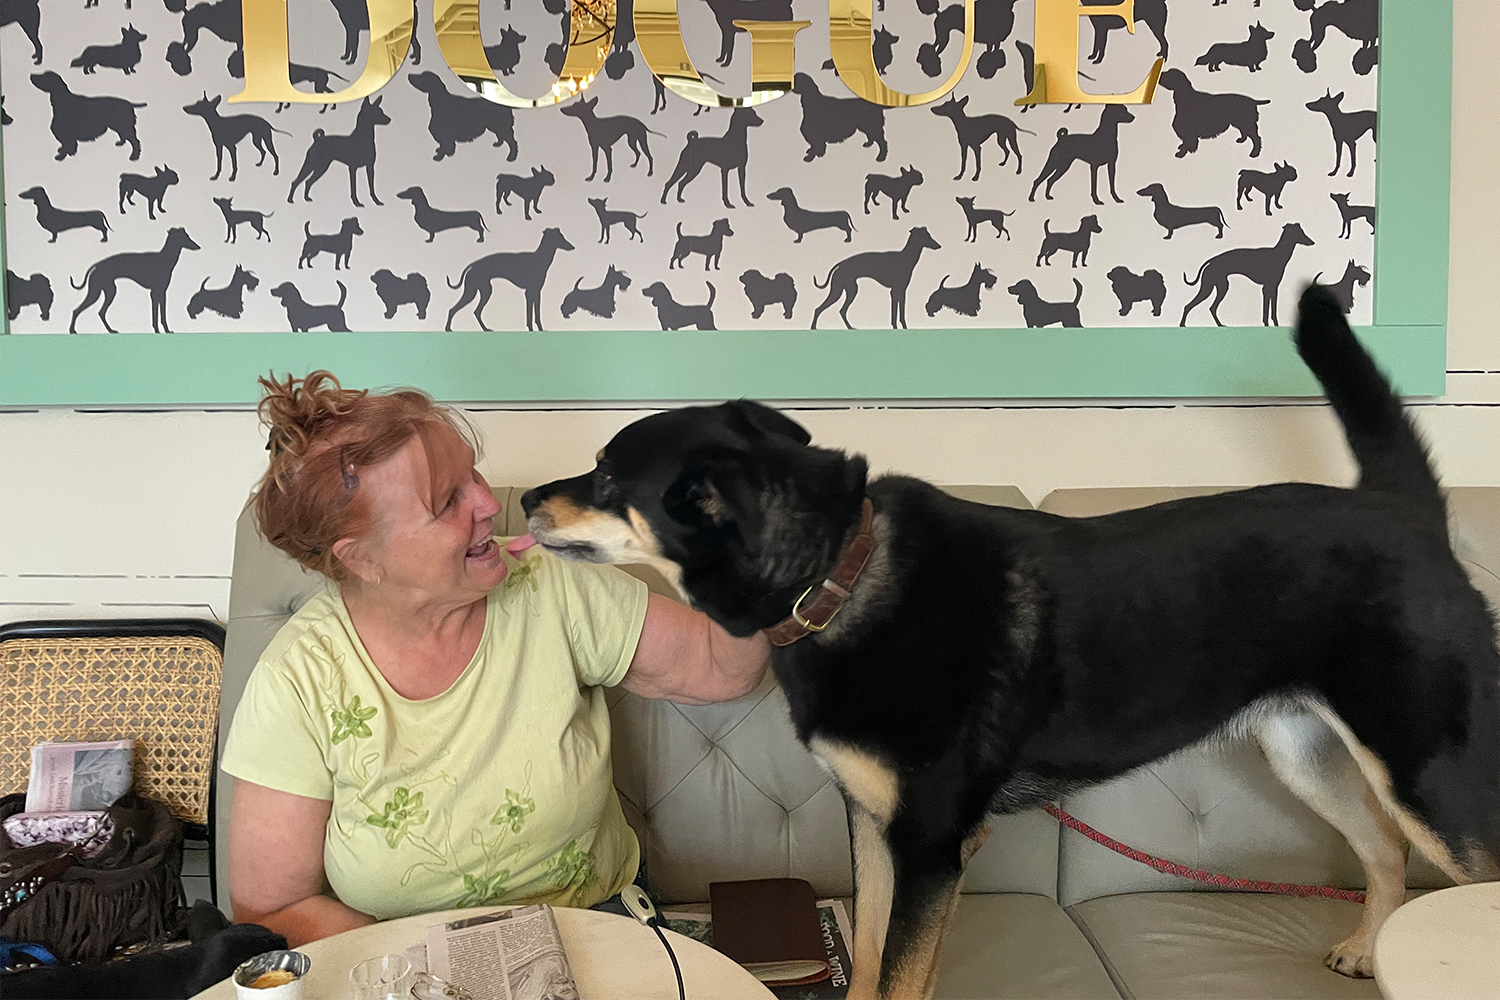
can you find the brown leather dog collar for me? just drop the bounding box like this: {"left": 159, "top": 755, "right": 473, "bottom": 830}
{"left": 764, "top": 498, "right": 877, "bottom": 647}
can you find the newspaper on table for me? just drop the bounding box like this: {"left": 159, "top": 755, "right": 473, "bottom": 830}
{"left": 660, "top": 898, "right": 855, "bottom": 999}
{"left": 24, "top": 739, "right": 135, "bottom": 814}
{"left": 424, "top": 904, "right": 580, "bottom": 1000}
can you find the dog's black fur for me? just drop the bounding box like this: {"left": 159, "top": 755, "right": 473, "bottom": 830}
{"left": 521, "top": 285, "right": 1500, "bottom": 998}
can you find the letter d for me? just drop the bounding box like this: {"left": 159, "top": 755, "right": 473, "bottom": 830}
{"left": 232, "top": 0, "right": 413, "bottom": 105}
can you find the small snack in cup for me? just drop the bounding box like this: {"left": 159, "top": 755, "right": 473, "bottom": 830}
{"left": 233, "top": 949, "right": 310, "bottom": 999}
{"left": 249, "top": 970, "right": 298, "bottom": 989}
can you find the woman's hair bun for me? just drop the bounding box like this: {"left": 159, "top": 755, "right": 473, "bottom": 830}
{"left": 258, "top": 370, "right": 367, "bottom": 472}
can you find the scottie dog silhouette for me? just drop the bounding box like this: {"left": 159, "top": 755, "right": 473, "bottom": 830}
{"left": 1007, "top": 278, "right": 1083, "bottom": 327}
{"left": 1330, "top": 192, "right": 1375, "bottom": 238}
{"left": 766, "top": 188, "right": 855, "bottom": 243}
{"left": 1293, "top": 0, "right": 1377, "bottom": 75}
{"left": 973, "top": 0, "right": 1021, "bottom": 78}
{"left": 3, "top": 0, "right": 44, "bottom": 65}
{"left": 183, "top": 94, "right": 286, "bottom": 181}
{"left": 1237, "top": 161, "right": 1298, "bottom": 215}
{"left": 1157, "top": 69, "right": 1268, "bottom": 159}
{"left": 327, "top": 0, "right": 367, "bottom": 64}
{"left": 1305, "top": 90, "right": 1376, "bottom": 178}
{"left": 212, "top": 196, "right": 272, "bottom": 243}
{"left": 398, "top": 186, "right": 486, "bottom": 243}
{"left": 408, "top": 72, "right": 518, "bottom": 163}
{"left": 660, "top": 107, "right": 763, "bottom": 209}
{"left": 6, "top": 270, "right": 52, "bottom": 322}
{"left": 270, "top": 280, "right": 350, "bottom": 331}
{"left": 19, "top": 187, "right": 111, "bottom": 243}
{"left": 739, "top": 270, "right": 797, "bottom": 319}
{"left": 1181, "top": 222, "right": 1315, "bottom": 326}
{"left": 1037, "top": 215, "right": 1102, "bottom": 267}
{"left": 701, "top": 0, "right": 793, "bottom": 66}
{"left": 864, "top": 166, "right": 923, "bottom": 221}
{"left": 118, "top": 166, "right": 179, "bottom": 220}
{"left": 69, "top": 227, "right": 200, "bottom": 333}
{"left": 670, "top": 219, "right": 734, "bottom": 271}
{"left": 587, "top": 198, "right": 647, "bottom": 244}
{"left": 811, "top": 226, "right": 942, "bottom": 329}
{"left": 487, "top": 25, "right": 525, "bottom": 75}
{"left": 953, "top": 197, "right": 1013, "bottom": 242}
{"left": 71, "top": 24, "right": 147, "bottom": 74}
{"left": 287, "top": 96, "right": 391, "bottom": 206}
{"left": 1136, "top": 183, "right": 1227, "bottom": 239}
{"left": 31, "top": 71, "right": 146, "bottom": 161}
{"left": 1314, "top": 259, "right": 1370, "bottom": 313}
{"left": 370, "top": 269, "right": 430, "bottom": 320}
{"left": 930, "top": 95, "right": 1030, "bottom": 181}
{"left": 561, "top": 266, "right": 632, "bottom": 319}
{"left": 1197, "top": 22, "right": 1274, "bottom": 72}
{"left": 186, "top": 264, "right": 258, "bottom": 319}
{"left": 299, "top": 218, "right": 363, "bottom": 270}
{"left": 1028, "top": 104, "right": 1135, "bottom": 204}
{"left": 641, "top": 281, "right": 716, "bottom": 330}
{"left": 1082, "top": 0, "right": 1167, "bottom": 64}
{"left": 793, "top": 73, "right": 888, "bottom": 163}
{"left": 493, "top": 167, "right": 556, "bottom": 220}
{"left": 1106, "top": 266, "right": 1166, "bottom": 317}
{"left": 445, "top": 228, "right": 575, "bottom": 331}
{"left": 560, "top": 97, "right": 660, "bottom": 182}
{"left": 926, "top": 263, "right": 997, "bottom": 318}
{"left": 162, "top": 0, "right": 241, "bottom": 76}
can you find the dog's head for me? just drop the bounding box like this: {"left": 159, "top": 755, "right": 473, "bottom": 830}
{"left": 1249, "top": 22, "right": 1274, "bottom": 41}
{"left": 1101, "top": 104, "right": 1135, "bottom": 124}
{"left": 1157, "top": 68, "right": 1188, "bottom": 91}
{"left": 930, "top": 95, "right": 966, "bottom": 120}
{"left": 1283, "top": 222, "right": 1316, "bottom": 248}
{"left": 1080, "top": 214, "right": 1102, "bottom": 235}
{"left": 710, "top": 218, "right": 734, "bottom": 238}
{"left": 732, "top": 107, "right": 764, "bottom": 128}
{"left": 792, "top": 73, "right": 818, "bottom": 95}
{"left": 532, "top": 165, "right": 556, "bottom": 186}
{"left": 407, "top": 71, "right": 442, "bottom": 93}
{"left": 640, "top": 281, "right": 671, "bottom": 303}
{"left": 30, "top": 71, "right": 67, "bottom": 94}
{"left": 371, "top": 268, "right": 396, "bottom": 287}
{"left": 1135, "top": 183, "right": 1165, "bottom": 200}
{"left": 1007, "top": 279, "right": 1038, "bottom": 298}
{"left": 18, "top": 186, "right": 43, "bottom": 202}
{"left": 738, "top": 270, "right": 764, "bottom": 291}
{"left": 606, "top": 266, "right": 632, "bottom": 290}
{"left": 269, "top": 282, "right": 298, "bottom": 302}
{"left": 166, "top": 227, "right": 200, "bottom": 251}
{"left": 1106, "top": 265, "right": 1131, "bottom": 285}
{"left": 975, "top": 265, "right": 997, "bottom": 289}
{"left": 541, "top": 227, "right": 575, "bottom": 252}
{"left": 236, "top": 266, "right": 260, "bottom": 291}
{"left": 397, "top": 186, "right": 420, "bottom": 201}
{"left": 123, "top": 24, "right": 147, "bottom": 43}
{"left": 521, "top": 401, "right": 868, "bottom": 634}
{"left": 342, "top": 217, "right": 364, "bottom": 236}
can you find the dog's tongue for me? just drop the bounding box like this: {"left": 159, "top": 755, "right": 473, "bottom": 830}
{"left": 505, "top": 534, "right": 537, "bottom": 556}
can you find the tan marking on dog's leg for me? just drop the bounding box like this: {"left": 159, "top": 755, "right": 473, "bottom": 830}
{"left": 846, "top": 805, "right": 894, "bottom": 1000}
{"left": 880, "top": 883, "right": 958, "bottom": 1000}
{"left": 911, "top": 824, "right": 990, "bottom": 999}
{"left": 811, "top": 738, "right": 900, "bottom": 824}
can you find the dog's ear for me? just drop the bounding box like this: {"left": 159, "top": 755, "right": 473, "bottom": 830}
{"left": 720, "top": 399, "right": 811, "bottom": 446}
{"left": 662, "top": 451, "right": 765, "bottom": 542}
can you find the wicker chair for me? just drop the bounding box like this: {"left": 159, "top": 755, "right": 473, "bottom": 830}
{"left": 0, "top": 618, "right": 226, "bottom": 903}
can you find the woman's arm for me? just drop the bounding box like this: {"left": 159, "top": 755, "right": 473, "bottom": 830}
{"left": 228, "top": 779, "right": 377, "bottom": 947}
{"left": 620, "top": 592, "right": 772, "bottom": 704}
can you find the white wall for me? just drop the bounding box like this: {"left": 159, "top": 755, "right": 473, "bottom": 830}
{"left": 2, "top": 0, "right": 1498, "bottom": 623}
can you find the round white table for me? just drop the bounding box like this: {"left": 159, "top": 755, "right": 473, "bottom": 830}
{"left": 1373, "top": 882, "right": 1500, "bottom": 999}
{"left": 190, "top": 906, "right": 774, "bottom": 1000}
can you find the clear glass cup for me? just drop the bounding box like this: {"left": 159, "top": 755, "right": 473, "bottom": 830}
{"left": 349, "top": 954, "right": 414, "bottom": 1000}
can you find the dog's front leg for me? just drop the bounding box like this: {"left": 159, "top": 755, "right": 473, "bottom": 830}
{"left": 846, "top": 803, "right": 894, "bottom": 1000}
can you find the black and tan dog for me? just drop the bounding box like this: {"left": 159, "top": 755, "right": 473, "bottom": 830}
{"left": 521, "top": 285, "right": 1500, "bottom": 998}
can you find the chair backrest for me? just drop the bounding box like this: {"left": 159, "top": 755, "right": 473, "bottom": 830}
{"left": 0, "top": 620, "right": 224, "bottom": 827}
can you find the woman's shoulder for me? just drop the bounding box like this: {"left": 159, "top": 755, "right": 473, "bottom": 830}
{"left": 255, "top": 584, "right": 358, "bottom": 678}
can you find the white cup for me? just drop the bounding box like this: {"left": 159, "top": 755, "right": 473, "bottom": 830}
{"left": 232, "top": 949, "right": 310, "bottom": 999}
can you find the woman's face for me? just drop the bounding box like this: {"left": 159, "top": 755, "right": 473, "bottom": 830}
{"left": 346, "top": 428, "right": 506, "bottom": 606}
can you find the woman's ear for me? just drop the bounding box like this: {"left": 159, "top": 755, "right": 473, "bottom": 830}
{"left": 332, "top": 536, "right": 382, "bottom": 586}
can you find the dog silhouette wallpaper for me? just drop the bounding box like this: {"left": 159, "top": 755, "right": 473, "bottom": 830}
{"left": 2, "top": 0, "right": 1378, "bottom": 335}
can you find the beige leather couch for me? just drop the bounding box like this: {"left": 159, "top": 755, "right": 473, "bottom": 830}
{"left": 217, "top": 485, "right": 1500, "bottom": 999}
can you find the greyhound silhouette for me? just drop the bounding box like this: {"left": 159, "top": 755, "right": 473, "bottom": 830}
{"left": 560, "top": 97, "right": 660, "bottom": 182}
{"left": 187, "top": 265, "right": 258, "bottom": 319}
{"left": 930, "top": 95, "right": 1030, "bottom": 181}
{"left": 1293, "top": 0, "right": 1377, "bottom": 75}
{"left": 445, "top": 228, "right": 575, "bottom": 331}
{"left": 3, "top": 0, "right": 44, "bottom": 65}
{"left": 660, "top": 108, "right": 763, "bottom": 208}
{"left": 1181, "top": 222, "right": 1315, "bottom": 326}
{"left": 70, "top": 227, "right": 201, "bottom": 333}
{"left": 286, "top": 96, "right": 391, "bottom": 206}
{"left": 408, "top": 72, "right": 519, "bottom": 163}
{"left": 31, "top": 71, "right": 146, "bottom": 161}
{"left": 184, "top": 93, "right": 288, "bottom": 181}
{"left": 19, "top": 187, "right": 111, "bottom": 243}
{"left": 1029, "top": 104, "right": 1135, "bottom": 204}
{"left": 1305, "top": 90, "right": 1376, "bottom": 178}
{"left": 811, "top": 227, "right": 942, "bottom": 329}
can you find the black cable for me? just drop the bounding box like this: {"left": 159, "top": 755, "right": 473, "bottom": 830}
{"left": 650, "top": 920, "right": 685, "bottom": 1000}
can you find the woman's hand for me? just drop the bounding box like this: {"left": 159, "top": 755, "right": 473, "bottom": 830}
{"left": 228, "top": 780, "right": 377, "bottom": 947}
{"left": 622, "top": 593, "right": 772, "bottom": 704}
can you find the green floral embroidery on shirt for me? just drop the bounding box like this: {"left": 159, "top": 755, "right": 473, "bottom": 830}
{"left": 367, "top": 787, "right": 429, "bottom": 848}
{"left": 456, "top": 869, "right": 512, "bottom": 907}
{"left": 544, "top": 838, "right": 598, "bottom": 893}
{"left": 490, "top": 789, "right": 536, "bottom": 833}
{"left": 331, "top": 695, "right": 377, "bottom": 745}
{"left": 505, "top": 554, "right": 542, "bottom": 592}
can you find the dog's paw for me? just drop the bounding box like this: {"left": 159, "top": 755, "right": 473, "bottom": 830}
{"left": 1324, "top": 939, "right": 1375, "bottom": 979}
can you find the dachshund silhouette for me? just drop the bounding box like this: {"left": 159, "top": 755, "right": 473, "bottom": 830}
{"left": 701, "top": 0, "right": 793, "bottom": 67}
{"left": 487, "top": 25, "right": 525, "bottom": 75}
{"left": 118, "top": 166, "right": 179, "bottom": 220}
{"left": 186, "top": 265, "right": 258, "bottom": 319}
{"left": 641, "top": 281, "right": 716, "bottom": 330}
{"left": 298, "top": 217, "right": 363, "bottom": 270}
{"left": 1106, "top": 266, "right": 1166, "bottom": 317}
{"left": 930, "top": 95, "right": 1030, "bottom": 181}
{"left": 670, "top": 219, "right": 734, "bottom": 271}
{"left": 1197, "top": 22, "right": 1275, "bottom": 72}
{"left": 287, "top": 96, "right": 391, "bottom": 206}
{"left": 955, "top": 196, "right": 1013, "bottom": 242}
{"left": 370, "top": 269, "right": 430, "bottom": 320}
{"left": 493, "top": 167, "right": 556, "bottom": 220}
{"left": 561, "top": 266, "right": 632, "bottom": 319}
{"left": 1237, "top": 161, "right": 1298, "bottom": 215}
{"left": 793, "top": 73, "right": 888, "bottom": 163}
{"left": 1181, "top": 222, "right": 1315, "bottom": 326}
{"left": 660, "top": 107, "right": 763, "bottom": 208}
{"left": 31, "top": 71, "right": 146, "bottom": 161}
{"left": 1330, "top": 192, "right": 1375, "bottom": 238}
{"left": 270, "top": 280, "right": 350, "bottom": 331}
{"left": 19, "top": 187, "right": 111, "bottom": 243}
{"left": 973, "top": 0, "right": 1021, "bottom": 78}
{"left": 925, "top": 263, "right": 996, "bottom": 318}
{"left": 183, "top": 94, "right": 287, "bottom": 181}
{"left": 588, "top": 198, "right": 647, "bottom": 243}
{"left": 445, "top": 228, "right": 575, "bottom": 331}
{"left": 1293, "top": 0, "right": 1377, "bottom": 75}
{"left": 739, "top": 270, "right": 797, "bottom": 319}
{"left": 1313, "top": 259, "right": 1370, "bottom": 313}
{"left": 560, "top": 97, "right": 660, "bottom": 182}
{"left": 162, "top": 0, "right": 240, "bottom": 77}
{"left": 1029, "top": 104, "right": 1135, "bottom": 204}
{"left": 408, "top": 72, "right": 519, "bottom": 163}
{"left": 2, "top": 0, "right": 44, "bottom": 65}
{"left": 69, "top": 227, "right": 201, "bottom": 333}
{"left": 766, "top": 188, "right": 855, "bottom": 243}
{"left": 1305, "top": 90, "right": 1376, "bottom": 178}
{"left": 212, "top": 196, "right": 272, "bottom": 243}
{"left": 811, "top": 226, "right": 942, "bottom": 329}
{"left": 71, "top": 24, "right": 147, "bottom": 74}
{"left": 6, "top": 270, "right": 52, "bottom": 322}
{"left": 1007, "top": 278, "right": 1083, "bottom": 327}
{"left": 1136, "top": 183, "right": 1227, "bottom": 239}
{"left": 1036, "top": 215, "right": 1102, "bottom": 267}
{"left": 1082, "top": 0, "right": 1166, "bottom": 64}
{"left": 864, "top": 166, "right": 923, "bottom": 221}
{"left": 399, "top": 187, "right": 487, "bottom": 243}
{"left": 1156, "top": 68, "right": 1268, "bottom": 159}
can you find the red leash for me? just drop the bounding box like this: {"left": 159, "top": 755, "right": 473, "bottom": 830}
{"left": 1043, "top": 803, "right": 1367, "bottom": 904}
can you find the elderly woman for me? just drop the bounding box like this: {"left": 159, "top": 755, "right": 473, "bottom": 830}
{"left": 221, "top": 372, "right": 769, "bottom": 947}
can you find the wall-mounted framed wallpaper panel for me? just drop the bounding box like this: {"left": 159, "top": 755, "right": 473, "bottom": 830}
{"left": 0, "top": 0, "right": 1449, "bottom": 404}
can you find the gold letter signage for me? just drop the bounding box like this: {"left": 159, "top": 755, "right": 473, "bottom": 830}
{"left": 1016, "top": 0, "right": 1163, "bottom": 106}
{"left": 235, "top": 0, "right": 414, "bottom": 105}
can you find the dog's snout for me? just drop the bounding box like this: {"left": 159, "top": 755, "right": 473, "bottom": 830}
{"left": 520, "top": 488, "right": 541, "bottom": 517}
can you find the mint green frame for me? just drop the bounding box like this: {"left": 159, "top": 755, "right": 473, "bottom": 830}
{"left": 0, "top": 0, "right": 1449, "bottom": 404}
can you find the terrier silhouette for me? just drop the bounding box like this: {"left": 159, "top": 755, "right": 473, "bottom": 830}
{"left": 69, "top": 227, "right": 201, "bottom": 333}
{"left": 1313, "top": 259, "right": 1370, "bottom": 313}
{"left": 1181, "top": 222, "right": 1315, "bottom": 326}
{"left": 560, "top": 97, "right": 660, "bottom": 182}
{"left": 270, "top": 280, "right": 350, "bottom": 331}
{"left": 1197, "top": 22, "right": 1275, "bottom": 72}
{"left": 1028, "top": 104, "right": 1135, "bottom": 204}
{"left": 973, "top": 0, "right": 1021, "bottom": 78}
{"left": 399, "top": 186, "right": 486, "bottom": 243}
{"left": 493, "top": 167, "right": 556, "bottom": 220}
{"left": 1106, "top": 266, "right": 1166, "bottom": 317}
{"left": 408, "top": 72, "right": 519, "bottom": 163}
{"left": 31, "top": 71, "right": 146, "bottom": 161}
{"left": 1082, "top": 0, "right": 1167, "bottom": 64}
{"left": 811, "top": 226, "right": 942, "bottom": 329}
{"left": 212, "top": 196, "right": 272, "bottom": 243}
{"left": 588, "top": 198, "right": 647, "bottom": 244}
{"left": 370, "top": 269, "right": 430, "bottom": 320}
{"left": 2, "top": 0, "right": 44, "bottom": 65}
{"left": 445, "top": 228, "right": 576, "bottom": 331}
{"left": 1293, "top": 0, "right": 1377, "bottom": 75}
{"left": 6, "top": 270, "right": 53, "bottom": 322}
{"left": 1136, "top": 183, "right": 1227, "bottom": 239}
{"left": 486, "top": 25, "right": 525, "bottom": 75}
{"left": 1330, "top": 192, "right": 1375, "bottom": 238}
{"left": 287, "top": 96, "right": 391, "bottom": 205}
{"left": 930, "top": 95, "right": 1030, "bottom": 181}
{"left": 162, "top": 0, "right": 240, "bottom": 77}
{"left": 1156, "top": 68, "right": 1269, "bottom": 159}
{"left": 641, "top": 281, "right": 716, "bottom": 330}
{"left": 700, "top": 0, "right": 793, "bottom": 67}
{"left": 793, "top": 73, "right": 888, "bottom": 163}
{"left": 298, "top": 217, "right": 363, "bottom": 270}
{"left": 19, "top": 187, "right": 111, "bottom": 243}
{"left": 186, "top": 265, "right": 258, "bottom": 319}
{"left": 670, "top": 219, "right": 734, "bottom": 271}
{"left": 660, "top": 107, "right": 763, "bottom": 208}
{"left": 1305, "top": 90, "right": 1376, "bottom": 178}
{"left": 872, "top": 26, "right": 898, "bottom": 73}
{"left": 864, "top": 166, "right": 923, "bottom": 221}
{"left": 766, "top": 188, "right": 855, "bottom": 243}
{"left": 118, "top": 165, "right": 179, "bottom": 220}
{"left": 739, "top": 270, "right": 797, "bottom": 320}
{"left": 955, "top": 196, "right": 1013, "bottom": 242}
{"left": 926, "top": 263, "right": 997, "bottom": 318}
{"left": 184, "top": 93, "right": 287, "bottom": 181}
{"left": 1236, "top": 161, "right": 1298, "bottom": 215}
{"left": 1007, "top": 278, "right": 1083, "bottom": 327}
{"left": 1036, "top": 215, "right": 1102, "bottom": 267}
{"left": 561, "top": 266, "right": 632, "bottom": 319}
{"left": 71, "top": 24, "right": 147, "bottom": 74}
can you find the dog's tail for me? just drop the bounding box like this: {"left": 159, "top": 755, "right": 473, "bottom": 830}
{"left": 675, "top": 221, "right": 683, "bottom": 239}
{"left": 1043, "top": 218, "right": 1052, "bottom": 237}
{"left": 335, "top": 281, "right": 347, "bottom": 309}
{"left": 1070, "top": 278, "right": 1082, "bottom": 306}
{"left": 705, "top": 282, "right": 716, "bottom": 308}
{"left": 1294, "top": 284, "right": 1445, "bottom": 526}
{"left": 1183, "top": 258, "right": 1210, "bottom": 287}
{"left": 304, "top": 220, "right": 312, "bottom": 238}
{"left": 187, "top": 278, "right": 208, "bottom": 318}
{"left": 70, "top": 267, "right": 93, "bottom": 291}
{"left": 812, "top": 264, "right": 837, "bottom": 290}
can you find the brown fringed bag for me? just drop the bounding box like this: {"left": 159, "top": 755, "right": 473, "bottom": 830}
{"left": 0, "top": 793, "right": 185, "bottom": 965}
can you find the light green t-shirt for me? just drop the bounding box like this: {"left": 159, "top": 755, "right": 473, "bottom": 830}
{"left": 221, "top": 546, "right": 648, "bottom": 919}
